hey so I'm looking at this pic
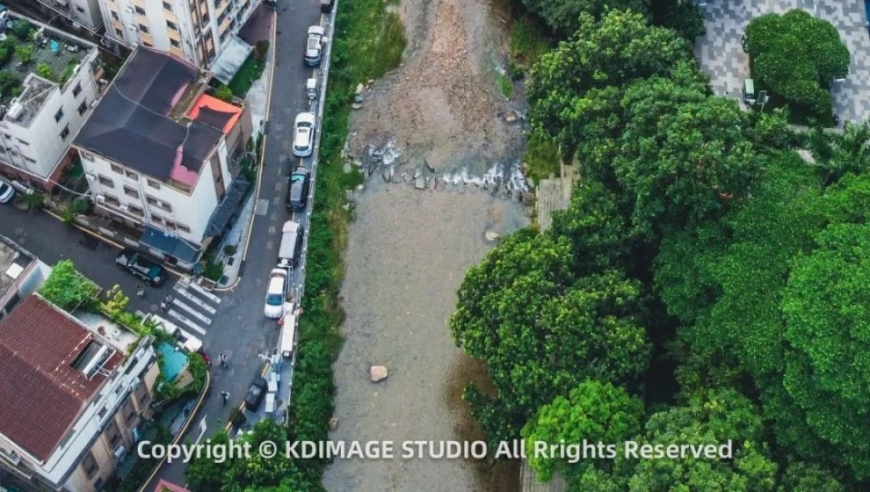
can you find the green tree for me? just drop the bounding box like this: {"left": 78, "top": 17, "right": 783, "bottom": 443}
{"left": 521, "top": 0, "right": 650, "bottom": 36}
{"left": 289, "top": 340, "right": 335, "bottom": 444}
{"left": 776, "top": 461, "right": 845, "bottom": 492}
{"left": 185, "top": 431, "right": 232, "bottom": 491}
{"left": 15, "top": 45, "right": 33, "bottom": 64}
{"left": 215, "top": 85, "right": 234, "bottom": 102}
{"left": 650, "top": 0, "right": 706, "bottom": 41}
{"left": 621, "top": 389, "right": 778, "bottom": 492}
{"left": 228, "top": 420, "right": 299, "bottom": 490}
{"left": 780, "top": 222, "right": 870, "bottom": 478}
{"left": 452, "top": 230, "right": 650, "bottom": 442}
{"left": 745, "top": 10, "right": 849, "bottom": 115}
{"left": 522, "top": 380, "right": 643, "bottom": 481}
{"left": 528, "top": 10, "right": 693, "bottom": 152}
{"left": 39, "top": 260, "right": 100, "bottom": 311}
{"left": 36, "top": 62, "right": 54, "bottom": 82}
{"left": 805, "top": 120, "right": 870, "bottom": 185}
{"left": 101, "top": 285, "right": 129, "bottom": 320}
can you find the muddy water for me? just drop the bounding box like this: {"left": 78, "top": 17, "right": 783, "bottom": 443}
{"left": 323, "top": 181, "right": 528, "bottom": 491}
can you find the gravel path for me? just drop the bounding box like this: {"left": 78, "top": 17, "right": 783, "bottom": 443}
{"left": 323, "top": 180, "right": 527, "bottom": 491}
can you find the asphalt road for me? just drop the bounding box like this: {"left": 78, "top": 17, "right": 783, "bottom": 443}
{"left": 0, "top": 0, "right": 325, "bottom": 487}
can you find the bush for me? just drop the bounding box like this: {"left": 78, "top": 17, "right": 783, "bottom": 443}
{"left": 10, "top": 21, "right": 33, "bottom": 41}
{"left": 214, "top": 85, "right": 233, "bottom": 101}
{"left": 36, "top": 62, "right": 54, "bottom": 81}
{"left": 39, "top": 260, "right": 100, "bottom": 311}
{"left": 223, "top": 244, "right": 237, "bottom": 255}
{"left": 15, "top": 45, "right": 33, "bottom": 64}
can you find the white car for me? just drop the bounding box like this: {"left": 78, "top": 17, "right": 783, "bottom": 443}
{"left": 304, "top": 25, "right": 325, "bottom": 67}
{"left": 263, "top": 268, "right": 288, "bottom": 319}
{"left": 293, "top": 112, "right": 316, "bottom": 157}
{"left": 0, "top": 178, "right": 14, "bottom": 204}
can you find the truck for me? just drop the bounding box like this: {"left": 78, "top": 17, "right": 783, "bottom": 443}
{"left": 278, "top": 220, "right": 303, "bottom": 268}
{"left": 279, "top": 308, "right": 297, "bottom": 359}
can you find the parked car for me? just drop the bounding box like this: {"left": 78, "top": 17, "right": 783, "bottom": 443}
{"left": 0, "top": 178, "right": 14, "bottom": 204}
{"left": 292, "top": 112, "right": 316, "bottom": 157}
{"left": 263, "top": 268, "right": 288, "bottom": 318}
{"left": 115, "top": 249, "right": 167, "bottom": 286}
{"left": 286, "top": 167, "right": 310, "bottom": 211}
{"left": 304, "top": 25, "right": 325, "bottom": 67}
{"left": 244, "top": 376, "right": 268, "bottom": 411}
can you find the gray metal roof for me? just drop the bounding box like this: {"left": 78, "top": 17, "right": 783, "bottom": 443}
{"left": 74, "top": 48, "right": 222, "bottom": 181}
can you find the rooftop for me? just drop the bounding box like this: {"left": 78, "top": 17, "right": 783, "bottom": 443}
{"left": 75, "top": 311, "right": 141, "bottom": 353}
{"left": 0, "top": 296, "right": 124, "bottom": 461}
{"left": 0, "top": 10, "right": 96, "bottom": 127}
{"left": 0, "top": 234, "right": 35, "bottom": 302}
{"left": 74, "top": 48, "right": 240, "bottom": 187}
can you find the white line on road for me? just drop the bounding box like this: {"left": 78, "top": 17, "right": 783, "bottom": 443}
{"left": 185, "top": 281, "right": 222, "bottom": 304}
{"left": 173, "top": 299, "right": 213, "bottom": 325}
{"left": 172, "top": 284, "right": 218, "bottom": 314}
{"left": 146, "top": 313, "right": 203, "bottom": 346}
{"left": 167, "top": 309, "right": 207, "bottom": 335}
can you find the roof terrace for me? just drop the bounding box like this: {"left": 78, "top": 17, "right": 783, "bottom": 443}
{"left": 0, "top": 234, "right": 35, "bottom": 302}
{"left": 0, "top": 10, "right": 96, "bottom": 126}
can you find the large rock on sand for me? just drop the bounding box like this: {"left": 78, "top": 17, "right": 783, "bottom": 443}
{"left": 370, "top": 365, "right": 389, "bottom": 383}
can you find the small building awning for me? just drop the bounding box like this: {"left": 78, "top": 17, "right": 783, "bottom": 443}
{"left": 210, "top": 36, "right": 253, "bottom": 85}
{"left": 205, "top": 176, "right": 250, "bottom": 238}
{"left": 140, "top": 226, "right": 200, "bottom": 264}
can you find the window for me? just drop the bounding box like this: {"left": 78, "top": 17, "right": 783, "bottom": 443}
{"left": 170, "top": 39, "right": 180, "bottom": 48}
{"left": 24, "top": 157, "right": 36, "bottom": 163}
{"left": 115, "top": 27, "right": 123, "bottom": 37}
{"left": 143, "top": 41, "right": 153, "bottom": 47}
{"left": 97, "top": 406, "right": 107, "bottom": 419}
{"left": 146, "top": 196, "right": 171, "bottom": 212}
{"left": 123, "top": 396, "right": 137, "bottom": 423}
{"left": 94, "top": 478, "right": 104, "bottom": 489}
{"left": 103, "top": 194, "right": 120, "bottom": 207}
{"left": 165, "top": 220, "right": 176, "bottom": 231}
{"left": 163, "top": 1, "right": 173, "bottom": 9}
{"left": 146, "top": 179, "right": 161, "bottom": 190}
{"left": 134, "top": 6, "right": 145, "bottom": 14}
{"left": 111, "top": 164, "right": 123, "bottom": 174}
{"left": 123, "top": 186, "right": 138, "bottom": 198}
{"left": 105, "top": 420, "right": 121, "bottom": 447}
{"left": 124, "top": 170, "right": 138, "bottom": 180}
{"left": 98, "top": 175, "right": 114, "bottom": 188}
{"left": 176, "top": 223, "right": 190, "bottom": 233}
{"left": 151, "top": 215, "right": 163, "bottom": 225}
{"left": 135, "top": 379, "right": 150, "bottom": 406}
{"left": 128, "top": 205, "right": 144, "bottom": 217}
{"left": 78, "top": 100, "right": 88, "bottom": 116}
{"left": 76, "top": 6, "right": 85, "bottom": 13}
{"left": 111, "top": 11, "right": 120, "bottom": 20}
{"left": 139, "top": 24, "right": 149, "bottom": 33}
{"left": 82, "top": 451, "right": 98, "bottom": 478}
{"left": 73, "top": 83, "right": 82, "bottom": 98}
{"left": 16, "top": 138, "right": 28, "bottom": 145}
{"left": 54, "top": 108, "right": 64, "bottom": 123}
{"left": 60, "top": 125, "right": 70, "bottom": 140}
{"left": 3, "top": 133, "right": 10, "bottom": 139}
{"left": 167, "top": 21, "right": 177, "bottom": 30}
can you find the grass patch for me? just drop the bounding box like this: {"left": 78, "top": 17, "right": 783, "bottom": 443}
{"left": 227, "top": 41, "right": 270, "bottom": 97}
{"left": 496, "top": 72, "right": 513, "bottom": 98}
{"left": 523, "top": 133, "right": 562, "bottom": 186}
{"left": 510, "top": 14, "right": 553, "bottom": 70}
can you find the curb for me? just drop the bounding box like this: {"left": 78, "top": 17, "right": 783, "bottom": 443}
{"left": 137, "top": 369, "right": 212, "bottom": 492}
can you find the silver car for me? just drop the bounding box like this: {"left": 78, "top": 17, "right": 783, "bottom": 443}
{"left": 304, "top": 25, "right": 325, "bottom": 67}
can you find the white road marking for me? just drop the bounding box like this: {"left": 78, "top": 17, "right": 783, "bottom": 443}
{"left": 185, "top": 281, "right": 222, "bottom": 304}
{"left": 173, "top": 299, "right": 213, "bottom": 325}
{"left": 146, "top": 313, "right": 204, "bottom": 345}
{"left": 167, "top": 309, "right": 207, "bottom": 335}
{"left": 172, "top": 284, "right": 218, "bottom": 314}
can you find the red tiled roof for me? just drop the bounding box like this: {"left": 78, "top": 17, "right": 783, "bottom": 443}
{"left": 0, "top": 296, "right": 123, "bottom": 461}
{"left": 155, "top": 479, "right": 190, "bottom": 492}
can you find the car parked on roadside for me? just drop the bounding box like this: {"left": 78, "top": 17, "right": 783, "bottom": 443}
{"left": 304, "top": 25, "right": 325, "bottom": 67}
{"left": 244, "top": 376, "right": 268, "bottom": 411}
{"left": 0, "top": 178, "right": 14, "bottom": 204}
{"left": 264, "top": 268, "right": 288, "bottom": 318}
{"left": 292, "top": 112, "right": 316, "bottom": 157}
{"left": 115, "top": 249, "right": 167, "bottom": 286}
{"left": 286, "top": 167, "right": 310, "bottom": 211}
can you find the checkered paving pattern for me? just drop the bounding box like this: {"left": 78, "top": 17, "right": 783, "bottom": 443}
{"left": 694, "top": 0, "right": 870, "bottom": 123}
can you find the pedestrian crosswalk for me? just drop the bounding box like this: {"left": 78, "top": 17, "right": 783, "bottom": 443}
{"left": 147, "top": 280, "right": 222, "bottom": 339}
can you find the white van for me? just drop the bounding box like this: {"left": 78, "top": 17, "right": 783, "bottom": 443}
{"left": 278, "top": 220, "right": 304, "bottom": 268}
{"left": 279, "top": 310, "right": 297, "bottom": 359}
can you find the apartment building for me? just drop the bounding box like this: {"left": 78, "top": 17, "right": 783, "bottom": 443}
{"left": 0, "top": 10, "right": 101, "bottom": 191}
{"left": 73, "top": 47, "right": 252, "bottom": 270}
{"left": 99, "top": 0, "right": 260, "bottom": 68}
{"left": 29, "top": 0, "right": 105, "bottom": 31}
{"left": 0, "top": 295, "right": 159, "bottom": 492}
{"left": 0, "top": 234, "right": 51, "bottom": 320}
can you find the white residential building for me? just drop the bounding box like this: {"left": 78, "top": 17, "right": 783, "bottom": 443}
{"left": 29, "top": 0, "right": 105, "bottom": 31}
{"left": 0, "top": 295, "right": 160, "bottom": 492}
{"left": 99, "top": 0, "right": 260, "bottom": 71}
{"left": 0, "top": 11, "right": 101, "bottom": 191}
{"left": 73, "top": 47, "right": 252, "bottom": 271}
{"left": 0, "top": 234, "right": 51, "bottom": 320}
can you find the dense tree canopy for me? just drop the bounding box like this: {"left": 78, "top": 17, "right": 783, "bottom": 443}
{"left": 521, "top": 0, "right": 650, "bottom": 36}
{"left": 745, "top": 9, "right": 849, "bottom": 115}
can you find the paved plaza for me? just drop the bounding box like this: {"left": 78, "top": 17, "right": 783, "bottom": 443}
{"left": 695, "top": 0, "right": 870, "bottom": 124}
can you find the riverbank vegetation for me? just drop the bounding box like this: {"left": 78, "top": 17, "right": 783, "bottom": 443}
{"left": 453, "top": 3, "right": 868, "bottom": 490}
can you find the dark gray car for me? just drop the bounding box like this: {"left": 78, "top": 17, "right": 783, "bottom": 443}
{"left": 286, "top": 167, "right": 310, "bottom": 211}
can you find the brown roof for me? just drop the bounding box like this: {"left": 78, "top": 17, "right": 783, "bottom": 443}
{"left": 0, "top": 296, "right": 123, "bottom": 461}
